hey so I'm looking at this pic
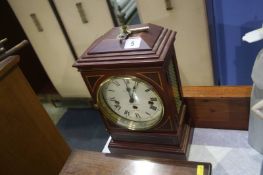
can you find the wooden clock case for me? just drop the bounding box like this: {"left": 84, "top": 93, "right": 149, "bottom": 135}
{"left": 74, "top": 23, "right": 193, "bottom": 160}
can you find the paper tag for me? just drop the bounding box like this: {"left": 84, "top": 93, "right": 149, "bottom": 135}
{"left": 196, "top": 165, "right": 204, "bottom": 175}
{"left": 124, "top": 38, "right": 141, "bottom": 49}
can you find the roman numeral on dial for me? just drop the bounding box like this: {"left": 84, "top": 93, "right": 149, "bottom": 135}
{"left": 145, "top": 112, "right": 151, "bottom": 116}
{"left": 135, "top": 113, "right": 141, "bottom": 118}
{"left": 109, "top": 97, "right": 116, "bottom": 100}
{"left": 114, "top": 104, "right": 121, "bottom": 110}
{"left": 124, "top": 79, "right": 130, "bottom": 84}
{"left": 145, "top": 88, "right": 151, "bottom": 92}
{"left": 112, "top": 80, "right": 120, "bottom": 86}
{"left": 124, "top": 110, "right": 130, "bottom": 116}
{"left": 150, "top": 105, "right": 157, "bottom": 111}
{"left": 150, "top": 97, "right": 157, "bottom": 101}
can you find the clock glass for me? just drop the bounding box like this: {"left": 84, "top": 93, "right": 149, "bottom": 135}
{"left": 97, "top": 76, "right": 164, "bottom": 130}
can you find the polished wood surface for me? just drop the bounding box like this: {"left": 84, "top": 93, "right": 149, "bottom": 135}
{"left": 183, "top": 86, "right": 251, "bottom": 98}
{"left": 74, "top": 23, "right": 176, "bottom": 69}
{"left": 0, "top": 56, "right": 71, "bottom": 175}
{"left": 109, "top": 123, "right": 193, "bottom": 160}
{"left": 183, "top": 86, "right": 251, "bottom": 130}
{"left": 87, "top": 23, "right": 163, "bottom": 54}
{"left": 60, "top": 150, "right": 212, "bottom": 175}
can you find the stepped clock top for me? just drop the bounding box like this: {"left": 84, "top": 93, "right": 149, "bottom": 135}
{"left": 88, "top": 23, "right": 162, "bottom": 54}
{"left": 74, "top": 23, "right": 176, "bottom": 69}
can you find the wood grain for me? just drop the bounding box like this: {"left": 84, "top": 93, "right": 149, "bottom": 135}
{"left": 74, "top": 24, "right": 175, "bottom": 69}
{"left": 183, "top": 86, "right": 251, "bottom": 98}
{"left": 0, "top": 56, "right": 71, "bottom": 175}
{"left": 60, "top": 150, "right": 212, "bottom": 175}
{"left": 182, "top": 86, "right": 251, "bottom": 130}
{"left": 109, "top": 123, "right": 193, "bottom": 160}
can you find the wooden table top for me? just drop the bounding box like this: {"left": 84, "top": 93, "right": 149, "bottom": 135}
{"left": 60, "top": 150, "right": 212, "bottom": 175}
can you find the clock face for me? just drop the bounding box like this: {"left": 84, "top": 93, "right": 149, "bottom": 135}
{"left": 97, "top": 76, "right": 164, "bottom": 130}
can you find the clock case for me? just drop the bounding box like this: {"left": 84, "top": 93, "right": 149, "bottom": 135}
{"left": 74, "top": 23, "right": 192, "bottom": 160}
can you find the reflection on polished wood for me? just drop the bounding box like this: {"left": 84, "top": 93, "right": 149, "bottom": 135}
{"left": 182, "top": 86, "right": 251, "bottom": 130}
{"left": 60, "top": 150, "right": 212, "bottom": 175}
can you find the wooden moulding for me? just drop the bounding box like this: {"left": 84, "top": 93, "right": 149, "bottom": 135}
{"left": 109, "top": 124, "right": 193, "bottom": 160}
{"left": 182, "top": 86, "right": 252, "bottom": 130}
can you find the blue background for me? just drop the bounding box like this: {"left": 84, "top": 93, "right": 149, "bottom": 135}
{"left": 206, "top": 0, "right": 263, "bottom": 85}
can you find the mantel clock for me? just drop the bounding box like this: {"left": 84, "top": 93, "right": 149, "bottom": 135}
{"left": 74, "top": 23, "right": 192, "bottom": 159}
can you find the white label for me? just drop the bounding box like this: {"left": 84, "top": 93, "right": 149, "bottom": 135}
{"left": 124, "top": 38, "right": 141, "bottom": 49}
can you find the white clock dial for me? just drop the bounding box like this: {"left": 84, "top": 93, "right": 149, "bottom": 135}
{"left": 97, "top": 76, "right": 164, "bottom": 130}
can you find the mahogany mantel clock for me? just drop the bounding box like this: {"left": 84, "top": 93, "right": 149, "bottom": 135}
{"left": 74, "top": 23, "right": 192, "bottom": 160}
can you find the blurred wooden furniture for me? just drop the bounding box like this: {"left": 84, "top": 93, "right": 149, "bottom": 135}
{"left": 183, "top": 86, "right": 251, "bottom": 130}
{"left": 0, "top": 56, "right": 70, "bottom": 175}
{"left": 60, "top": 150, "right": 212, "bottom": 175}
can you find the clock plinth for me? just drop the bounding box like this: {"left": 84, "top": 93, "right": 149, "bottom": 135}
{"left": 74, "top": 23, "right": 193, "bottom": 160}
{"left": 109, "top": 124, "right": 193, "bottom": 160}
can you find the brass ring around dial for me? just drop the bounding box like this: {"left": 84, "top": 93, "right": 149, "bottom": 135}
{"left": 96, "top": 76, "right": 164, "bottom": 131}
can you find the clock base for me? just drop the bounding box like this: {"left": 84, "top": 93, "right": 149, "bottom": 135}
{"left": 108, "top": 124, "right": 193, "bottom": 160}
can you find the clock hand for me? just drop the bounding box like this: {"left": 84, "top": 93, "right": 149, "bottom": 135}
{"left": 133, "top": 81, "right": 139, "bottom": 92}
{"left": 129, "top": 81, "right": 139, "bottom": 103}
{"left": 123, "top": 79, "right": 131, "bottom": 94}
{"left": 123, "top": 79, "right": 134, "bottom": 102}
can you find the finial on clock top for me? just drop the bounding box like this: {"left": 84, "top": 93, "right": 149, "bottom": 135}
{"left": 115, "top": 5, "right": 149, "bottom": 41}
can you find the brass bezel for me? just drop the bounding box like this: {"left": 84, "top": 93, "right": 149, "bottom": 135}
{"left": 96, "top": 76, "right": 164, "bottom": 131}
